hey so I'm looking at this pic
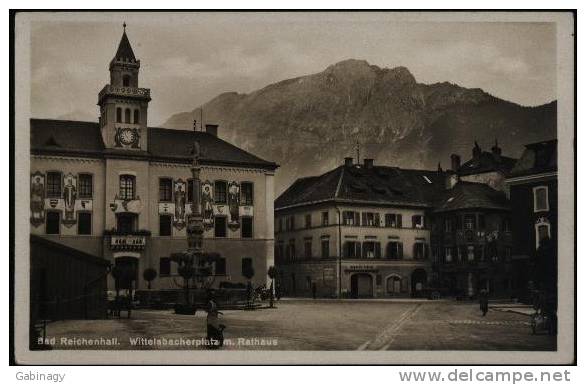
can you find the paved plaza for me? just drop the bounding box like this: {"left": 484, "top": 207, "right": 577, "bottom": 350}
{"left": 43, "top": 300, "right": 556, "bottom": 351}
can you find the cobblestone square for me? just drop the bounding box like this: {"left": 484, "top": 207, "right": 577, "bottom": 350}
{"left": 43, "top": 300, "right": 556, "bottom": 351}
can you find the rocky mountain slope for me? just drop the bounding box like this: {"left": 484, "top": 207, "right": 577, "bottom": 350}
{"left": 162, "top": 59, "right": 557, "bottom": 194}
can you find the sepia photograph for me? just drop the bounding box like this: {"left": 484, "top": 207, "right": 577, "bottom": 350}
{"left": 11, "top": 10, "right": 575, "bottom": 365}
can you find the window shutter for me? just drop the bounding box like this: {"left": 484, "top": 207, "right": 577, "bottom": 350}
{"left": 375, "top": 243, "right": 381, "bottom": 258}
{"left": 398, "top": 243, "right": 403, "bottom": 259}
{"left": 397, "top": 214, "right": 402, "bottom": 228}
{"left": 356, "top": 242, "right": 362, "bottom": 258}
{"left": 362, "top": 212, "right": 367, "bottom": 227}
{"left": 375, "top": 213, "right": 381, "bottom": 227}
{"left": 412, "top": 216, "right": 416, "bottom": 228}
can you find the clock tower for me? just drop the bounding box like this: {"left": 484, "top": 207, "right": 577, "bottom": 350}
{"left": 98, "top": 24, "right": 151, "bottom": 151}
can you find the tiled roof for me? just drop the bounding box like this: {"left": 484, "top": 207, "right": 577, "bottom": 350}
{"left": 114, "top": 31, "right": 136, "bottom": 62}
{"left": 458, "top": 151, "right": 517, "bottom": 176}
{"left": 30, "top": 118, "right": 277, "bottom": 169}
{"left": 508, "top": 139, "right": 557, "bottom": 178}
{"left": 275, "top": 163, "right": 447, "bottom": 209}
{"left": 433, "top": 181, "right": 510, "bottom": 213}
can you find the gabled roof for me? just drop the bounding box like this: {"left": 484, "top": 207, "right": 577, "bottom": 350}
{"left": 114, "top": 31, "right": 136, "bottom": 62}
{"left": 508, "top": 139, "right": 557, "bottom": 178}
{"left": 30, "top": 118, "right": 277, "bottom": 170}
{"left": 433, "top": 181, "right": 509, "bottom": 213}
{"left": 275, "top": 163, "right": 446, "bottom": 209}
{"left": 458, "top": 151, "right": 517, "bottom": 176}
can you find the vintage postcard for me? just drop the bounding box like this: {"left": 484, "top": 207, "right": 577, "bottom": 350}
{"left": 12, "top": 11, "right": 575, "bottom": 365}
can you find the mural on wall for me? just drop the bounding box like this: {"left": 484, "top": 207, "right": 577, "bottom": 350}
{"left": 228, "top": 181, "right": 240, "bottom": 231}
{"left": 62, "top": 173, "right": 77, "bottom": 227}
{"left": 173, "top": 179, "right": 187, "bottom": 229}
{"left": 30, "top": 172, "right": 45, "bottom": 227}
{"left": 201, "top": 180, "right": 215, "bottom": 230}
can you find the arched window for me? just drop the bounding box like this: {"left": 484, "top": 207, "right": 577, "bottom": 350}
{"left": 123, "top": 75, "right": 131, "bottom": 87}
{"left": 124, "top": 108, "right": 131, "bottom": 123}
{"left": 133, "top": 109, "right": 140, "bottom": 124}
{"left": 119, "top": 174, "right": 136, "bottom": 200}
{"left": 116, "top": 107, "right": 122, "bottom": 123}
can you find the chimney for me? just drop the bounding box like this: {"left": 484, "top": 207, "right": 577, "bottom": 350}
{"left": 344, "top": 157, "right": 354, "bottom": 167}
{"left": 491, "top": 138, "right": 502, "bottom": 159}
{"left": 473, "top": 141, "right": 482, "bottom": 159}
{"left": 364, "top": 158, "right": 374, "bottom": 169}
{"left": 450, "top": 154, "right": 461, "bottom": 171}
{"left": 445, "top": 172, "right": 459, "bottom": 190}
{"left": 205, "top": 124, "right": 219, "bottom": 137}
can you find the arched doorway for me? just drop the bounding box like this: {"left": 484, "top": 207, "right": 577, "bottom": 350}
{"left": 350, "top": 273, "right": 373, "bottom": 298}
{"left": 411, "top": 269, "right": 427, "bottom": 297}
{"left": 386, "top": 274, "right": 403, "bottom": 296}
{"left": 113, "top": 257, "right": 139, "bottom": 297}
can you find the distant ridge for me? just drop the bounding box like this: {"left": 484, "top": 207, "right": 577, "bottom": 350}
{"left": 162, "top": 59, "right": 557, "bottom": 194}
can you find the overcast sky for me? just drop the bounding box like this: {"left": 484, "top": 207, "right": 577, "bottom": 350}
{"left": 29, "top": 13, "right": 557, "bottom": 126}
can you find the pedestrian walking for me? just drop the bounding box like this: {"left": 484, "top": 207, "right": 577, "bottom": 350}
{"left": 479, "top": 289, "right": 489, "bottom": 316}
{"left": 206, "top": 292, "right": 224, "bottom": 348}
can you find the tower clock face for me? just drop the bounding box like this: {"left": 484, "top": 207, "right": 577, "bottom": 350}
{"left": 119, "top": 128, "right": 136, "bottom": 145}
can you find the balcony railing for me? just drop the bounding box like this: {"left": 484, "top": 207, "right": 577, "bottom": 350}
{"left": 98, "top": 85, "right": 151, "bottom": 102}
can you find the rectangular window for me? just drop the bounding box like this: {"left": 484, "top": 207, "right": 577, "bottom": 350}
{"left": 322, "top": 212, "right": 329, "bottom": 226}
{"left": 533, "top": 186, "right": 549, "bottom": 212}
{"left": 241, "top": 217, "right": 253, "bottom": 238}
{"left": 159, "top": 215, "right": 172, "bottom": 236}
{"left": 444, "top": 217, "right": 453, "bottom": 232}
{"left": 464, "top": 215, "right": 476, "bottom": 230}
{"left": 215, "top": 216, "right": 227, "bottom": 237}
{"left": 46, "top": 172, "right": 62, "bottom": 198}
{"left": 159, "top": 178, "right": 173, "bottom": 202}
{"left": 304, "top": 240, "right": 312, "bottom": 258}
{"left": 119, "top": 175, "right": 135, "bottom": 200}
{"left": 362, "top": 242, "right": 381, "bottom": 259}
{"left": 412, "top": 215, "right": 424, "bottom": 229}
{"left": 117, "top": 213, "right": 136, "bottom": 233}
{"left": 241, "top": 258, "right": 253, "bottom": 277}
{"left": 413, "top": 243, "right": 426, "bottom": 260}
{"left": 467, "top": 245, "right": 475, "bottom": 261}
{"left": 321, "top": 240, "right": 329, "bottom": 258}
{"left": 385, "top": 213, "right": 398, "bottom": 228}
{"left": 387, "top": 242, "right": 402, "bottom": 260}
{"left": 159, "top": 257, "right": 171, "bottom": 276}
{"left": 215, "top": 258, "right": 226, "bottom": 275}
{"left": 78, "top": 174, "right": 93, "bottom": 198}
{"left": 288, "top": 240, "right": 296, "bottom": 260}
{"left": 241, "top": 182, "right": 253, "bottom": 205}
{"left": 46, "top": 211, "right": 60, "bottom": 234}
{"left": 445, "top": 247, "right": 453, "bottom": 263}
{"left": 77, "top": 212, "right": 92, "bottom": 235}
{"left": 343, "top": 211, "right": 357, "bottom": 226}
{"left": 305, "top": 214, "right": 311, "bottom": 229}
{"left": 344, "top": 241, "right": 361, "bottom": 258}
{"left": 214, "top": 181, "right": 227, "bottom": 204}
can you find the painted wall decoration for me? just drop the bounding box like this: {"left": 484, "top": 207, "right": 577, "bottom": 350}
{"left": 173, "top": 179, "right": 187, "bottom": 229}
{"left": 30, "top": 172, "right": 45, "bottom": 227}
{"left": 110, "top": 196, "right": 143, "bottom": 214}
{"left": 201, "top": 180, "right": 214, "bottom": 230}
{"left": 227, "top": 181, "right": 240, "bottom": 231}
{"left": 62, "top": 173, "right": 77, "bottom": 227}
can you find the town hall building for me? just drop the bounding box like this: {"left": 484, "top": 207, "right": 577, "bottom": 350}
{"left": 30, "top": 26, "right": 278, "bottom": 293}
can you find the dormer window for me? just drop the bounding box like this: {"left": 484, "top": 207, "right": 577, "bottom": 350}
{"left": 533, "top": 186, "right": 549, "bottom": 212}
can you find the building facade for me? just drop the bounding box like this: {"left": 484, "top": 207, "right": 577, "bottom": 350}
{"left": 505, "top": 139, "right": 558, "bottom": 300}
{"left": 276, "top": 142, "right": 518, "bottom": 299}
{"left": 274, "top": 157, "right": 443, "bottom": 298}
{"left": 30, "top": 28, "right": 278, "bottom": 293}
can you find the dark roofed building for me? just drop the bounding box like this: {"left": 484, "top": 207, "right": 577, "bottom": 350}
{"left": 450, "top": 140, "right": 517, "bottom": 192}
{"left": 30, "top": 26, "right": 278, "bottom": 297}
{"left": 275, "top": 155, "right": 514, "bottom": 299}
{"left": 505, "top": 139, "right": 558, "bottom": 303}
